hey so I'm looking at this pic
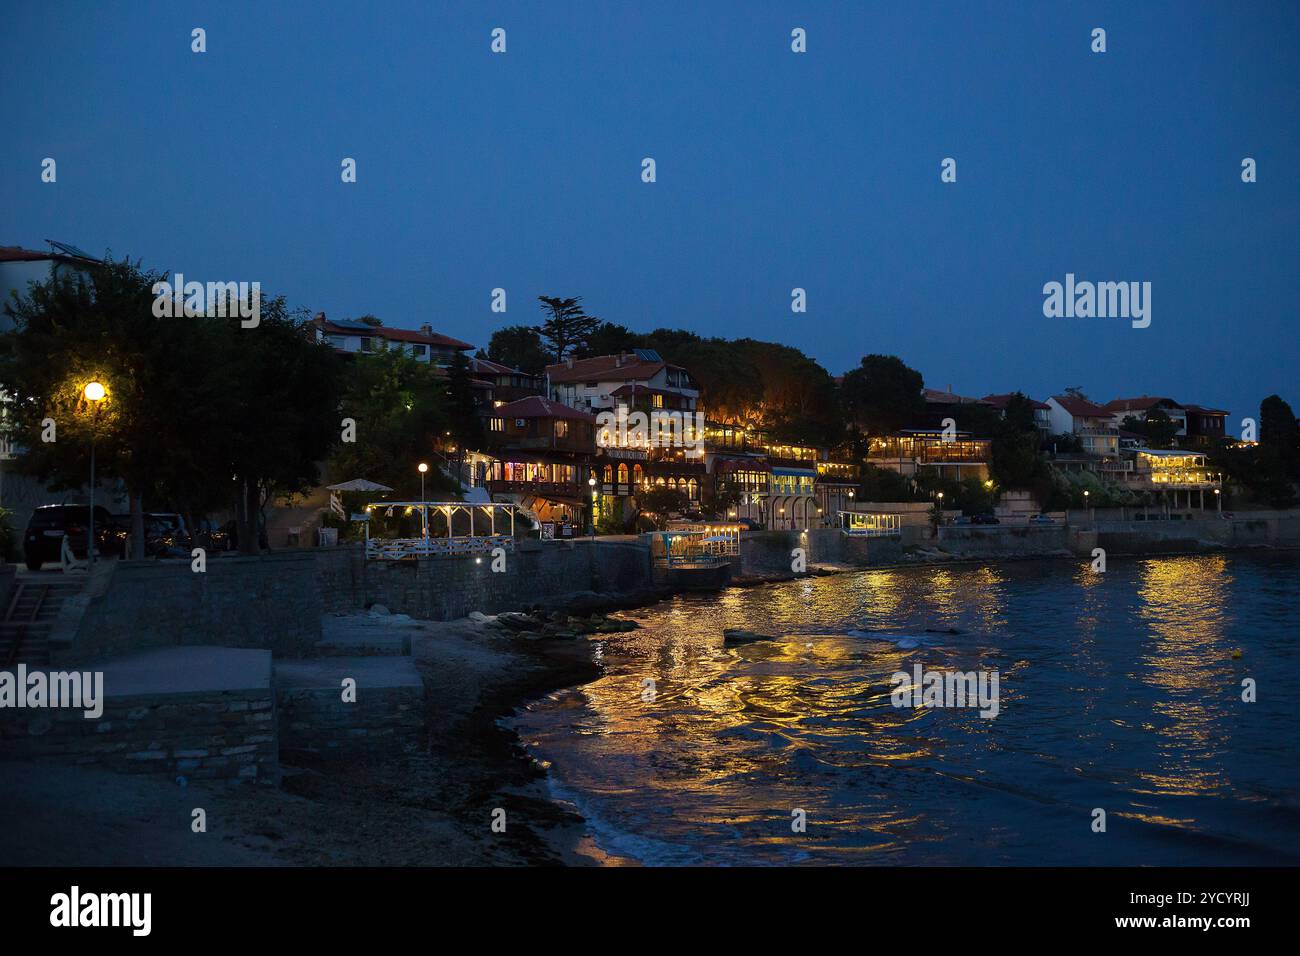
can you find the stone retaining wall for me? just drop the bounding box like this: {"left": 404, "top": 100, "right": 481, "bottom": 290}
{"left": 0, "top": 687, "right": 278, "bottom": 784}
{"left": 314, "top": 539, "right": 651, "bottom": 621}
{"left": 59, "top": 551, "right": 323, "bottom": 665}
{"left": 276, "top": 684, "right": 424, "bottom": 756}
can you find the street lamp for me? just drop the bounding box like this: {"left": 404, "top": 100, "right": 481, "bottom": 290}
{"left": 84, "top": 381, "right": 106, "bottom": 563}
{"left": 418, "top": 463, "right": 429, "bottom": 543}
{"left": 588, "top": 475, "right": 597, "bottom": 539}
{"left": 1215, "top": 487, "right": 1222, "bottom": 514}
{"left": 1083, "top": 489, "right": 1092, "bottom": 522}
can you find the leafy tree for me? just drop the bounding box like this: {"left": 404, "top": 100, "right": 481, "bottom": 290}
{"left": 1121, "top": 408, "right": 1178, "bottom": 449}
{"left": 487, "top": 325, "right": 551, "bottom": 375}
{"left": 839, "top": 355, "right": 925, "bottom": 437}
{"left": 536, "top": 296, "right": 601, "bottom": 362}
{"left": 1, "top": 258, "right": 344, "bottom": 556}
{"left": 329, "top": 349, "right": 452, "bottom": 501}
{"left": 216, "top": 299, "right": 345, "bottom": 553}
{"left": 1260, "top": 394, "right": 1300, "bottom": 479}
{"left": 638, "top": 486, "right": 687, "bottom": 529}
{"left": 580, "top": 321, "right": 639, "bottom": 358}
{"left": 990, "top": 393, "right": 1050, "bottom": 490}
{"left": 446, "top": 350, "right": 484, "bottom": 458}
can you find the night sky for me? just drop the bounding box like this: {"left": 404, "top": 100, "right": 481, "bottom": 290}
{"left": 3, "top": 1, "right": 1296, "bottom": 425}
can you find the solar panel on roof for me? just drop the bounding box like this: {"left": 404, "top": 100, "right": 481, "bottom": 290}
{"left": 45, "top": 239, "right": 99, "bottom": 261}
{"left": 634, "top": 348, "right": 662, "bottom": 362}
{"left": 331, "top": 319, "right": 374, "bottom": 331}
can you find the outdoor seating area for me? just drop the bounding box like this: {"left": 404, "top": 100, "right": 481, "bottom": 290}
{"left": 839, "top": 511, "right": 903, "bottom": 537}
{"left": 363, "top": 502, "right": 520, "bottom": 561}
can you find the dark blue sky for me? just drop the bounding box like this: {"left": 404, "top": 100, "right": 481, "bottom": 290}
{"left": 3, "top": 1, "right": 1296, "bottom": 424}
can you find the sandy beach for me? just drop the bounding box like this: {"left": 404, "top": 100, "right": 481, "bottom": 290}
{"left": 0, "top": 615, "right": 609, "bottom": 867}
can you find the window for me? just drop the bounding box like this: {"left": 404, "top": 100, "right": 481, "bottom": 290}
{"left": 617, "top": 463, "right": 629, "bottom": 484}
{"left": 555, "top": 420, "right": 570, "bottom": 439}
{"left": 604, "top": 465, "right": 613, "bottom": 482}
{"left": 489, "top": 418, "right": 504, "bottom": 432}
{"left": 652, "top": 394, "right": 664, "bottom": 408}
{"left": 360, "top": 337, "right": 374, "bottom": 351}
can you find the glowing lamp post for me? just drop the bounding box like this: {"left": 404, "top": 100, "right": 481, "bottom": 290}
{"left": 588, "top": 475, "right": 597, "bottom": 539}
{"left": 418, "top": 463, "right": 429, "bottom": 542}
{"left": 83, "top": 382, "right": 106, "bottom": 563}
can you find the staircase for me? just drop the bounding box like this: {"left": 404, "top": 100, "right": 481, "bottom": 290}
{"left": 3, "top": 575, "right": 85, "bottom": 666}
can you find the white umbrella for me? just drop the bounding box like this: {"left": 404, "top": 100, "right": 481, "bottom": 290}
{"left": 327, "top": 478, "right": 395, "bottom": 492}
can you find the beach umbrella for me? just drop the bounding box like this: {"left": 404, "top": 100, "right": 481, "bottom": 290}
{"left": 327, "top": 478, "right": 395, "bottom": 492}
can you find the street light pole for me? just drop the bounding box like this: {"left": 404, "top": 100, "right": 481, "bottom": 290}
{"left": 418, "top": 463, "right": 429, "bottom": 545}
{"left": 83, "top": 381, "right": 106, "bottom": 564}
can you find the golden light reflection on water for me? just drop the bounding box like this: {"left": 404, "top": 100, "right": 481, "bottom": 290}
{"left": 1132, "top": 555, "right": 1233, "bottom": 796}
{"left": 516, "top": 555, "right": 1292, "bottom": 864}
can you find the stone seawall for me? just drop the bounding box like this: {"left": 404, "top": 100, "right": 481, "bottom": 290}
{"left": 56, "top": 552, "right": 323, "bottom": 666}
{"left": 314, "top": 539, "right": 651, "bottom": 621}
{"left": 275, "top": 657, "right": 425, "bottom": 757}
{"left": 1097, "top": 513, "right": 1300, "bottom": 555}
{"left": 0, "top": 646, "right": 279, "bottom": 787}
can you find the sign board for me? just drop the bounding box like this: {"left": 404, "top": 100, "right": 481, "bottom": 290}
{"left": 540, "top": 522, "right": 555, "bottom": 540}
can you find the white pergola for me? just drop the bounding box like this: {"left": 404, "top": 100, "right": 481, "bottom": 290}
{"left": 364, "top": 501, "right": 519, "bottom": 560}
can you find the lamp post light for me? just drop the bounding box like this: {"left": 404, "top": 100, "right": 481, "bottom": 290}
{"left": 588, "top": 475, "right": 597, "bottom": 539}
{"left": 1084, "top": 489, "right": 1092, "bottom": 523}
{"left": 418, "top": 463, "right": 429, "bottom": 543}
{"left": 83, "top": 382, "right": 106, "bottom": 564}
{"left": 1215, "top": 486, "right": 1222, "bottom": 514}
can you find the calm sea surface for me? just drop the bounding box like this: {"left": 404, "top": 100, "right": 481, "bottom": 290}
{"left": 513, "top": 552, "right": 1300, "bottom": 865}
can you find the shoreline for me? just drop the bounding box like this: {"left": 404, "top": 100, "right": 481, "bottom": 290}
{"left": 4, "top": 543, "right": 1297, "bottom": 866}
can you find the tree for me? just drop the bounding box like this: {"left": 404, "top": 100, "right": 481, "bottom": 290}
{"left": 990, "top": 393, "right": 1050, "bottom": 490}
{"left": 446, "top": 350, "right": 483, "bottom": 458}
{"left": 638, "top": 486, "right": 687, "bottom": 529}
{"left": 1260, "top": 394, "right": 1300, "bottom": 479}
{"left": 216, "top": 299, "right": 345, "bottom": 553}
{"left": 536, "top": 296, "right": 601, "bottom": 362}
{"left": 580, "top": 321, "right": 639, "bottom": 358}
{"left": 487, "top": 325, "right": 551, "bottom": 375}
{"left": 839, "top": 355, "right": 925, "bottom": 436}
{"left": 329, "top": 349, "right": 451, "bottom": 501}
{"left": 1121, "top": 408, "right": 1178, "bottom": 449}
{"left": 1, "top": 258, "right": 344, "bottom": 557}
{"left": 1, "top": 256, "right": 230, "bottom": 556}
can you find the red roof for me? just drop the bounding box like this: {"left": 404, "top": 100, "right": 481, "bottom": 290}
{"left": 1103, "top": 396, "right": 1182, "bottom": 414}
{"left": 314, "top": 313, "right": 472, "bottom": 351}
{"left": 1052, "top": 395, "right": 1111, "bottom": 418}
{"left": 472, "top": 357, "right": 520, "bottom": 376}
{"left": 982, "top": 393, "right": 1050, "bottom": 411}
{"left": 495, "top": 396, "right": 596, "bottom": 423}
{"left": 546, "top": 353, "right": 679, "bottom": 385}
{"left": 0, "top": 245, "right": 100, "bottom": 264}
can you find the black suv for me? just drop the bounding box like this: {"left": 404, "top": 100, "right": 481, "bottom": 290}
{"left": 22, "top": 504, "right": 114, "bottom": 570}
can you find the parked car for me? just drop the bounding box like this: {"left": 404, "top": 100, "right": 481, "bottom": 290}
{"left": 1028, "top": 514, "right": 1056, "bottom": 525}
{"left": 970, "top": 513, "right": 1001, "bottom": 525}
{"left": 102, "top": 512, "right": 196, "bottom": 558}
{"left": 22, "top": 504, "right": 114, "bottom": 570}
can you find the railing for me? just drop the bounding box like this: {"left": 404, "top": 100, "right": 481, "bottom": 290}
{"left": 366, "top": 534, "right": 514, "bottom": 561}
{"left": 364, "top": 501, "right": 521, "bottom": 560}
{"left": 651, "top": 525, "right": 742, "bottom": 569}
{"left": 839, "top": 512, "right": 902, "bottom": 537}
